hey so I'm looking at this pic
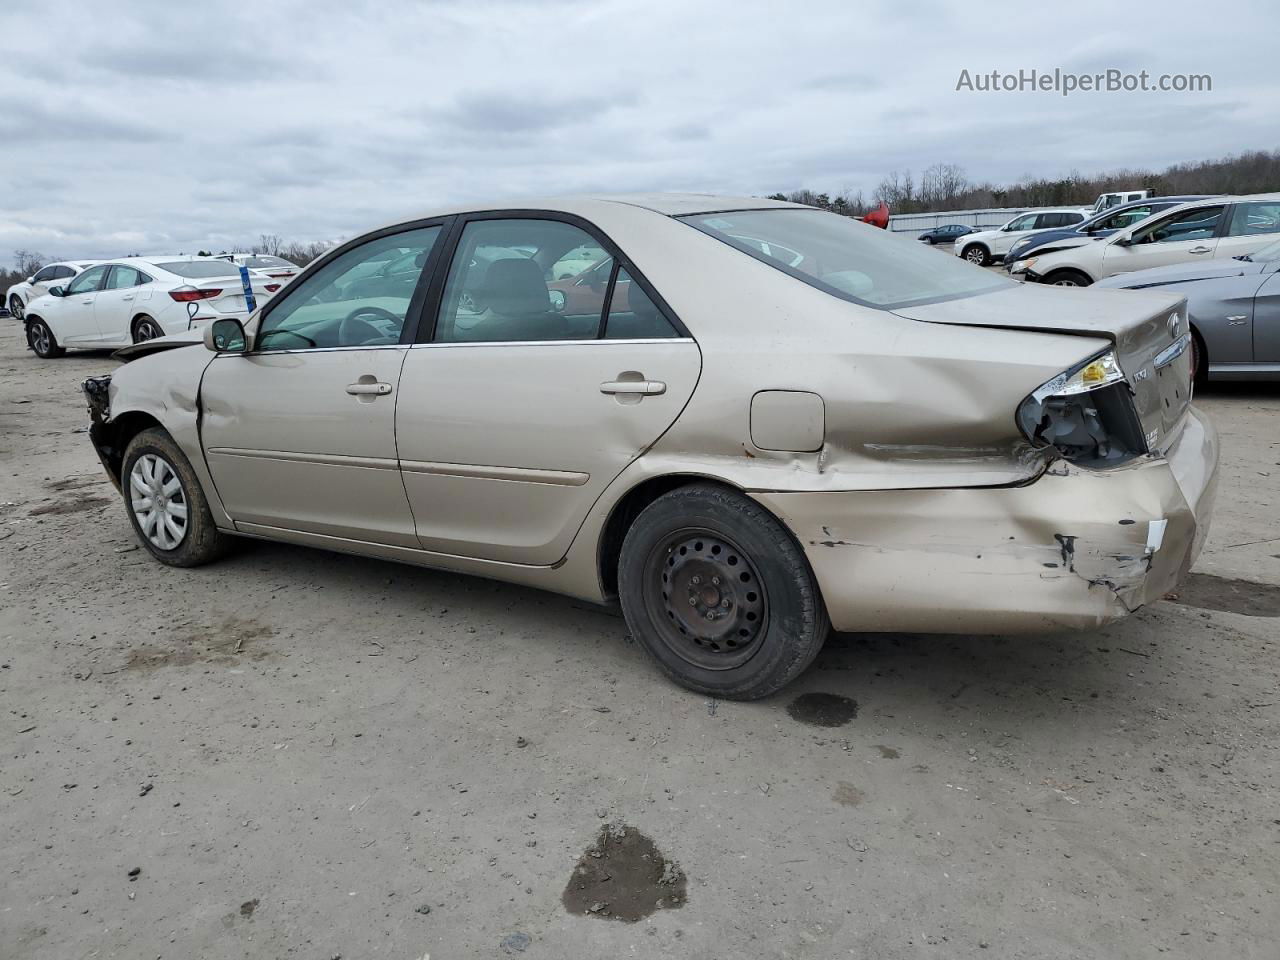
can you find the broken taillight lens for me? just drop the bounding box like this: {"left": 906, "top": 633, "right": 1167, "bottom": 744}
{"left": 1016, "top": 349, "right": 1146, "bottom": 468}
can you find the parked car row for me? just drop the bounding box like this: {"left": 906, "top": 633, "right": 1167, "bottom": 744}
{"left": 936, "top": 193, "right": 1280, "bottom": 381}
{"left": 19, "top": 256, "right": 286, "bottom": 358}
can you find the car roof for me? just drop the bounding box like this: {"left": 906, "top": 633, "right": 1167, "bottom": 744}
{"left": 376, "top": 193, "right": 806, "bottom": 230}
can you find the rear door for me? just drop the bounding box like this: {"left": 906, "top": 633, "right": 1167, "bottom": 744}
{"left": 1253, "top": 269, "right": 1280, "bottom": 363}
{"left": 95, "top": 265, "right": 148, "bottom": 344}
{"left": 395, "top": 214, "right": 701, "bottom": 565}
{"left": 1101, "top": 204, "right": 1225, "bottom": 277}
{"left": 1216, "top": 200, "right": 1280, "bottom": 261}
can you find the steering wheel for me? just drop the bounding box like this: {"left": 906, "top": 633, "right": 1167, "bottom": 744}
{"left": 339, "top": 306, "right": 401, "bottom": 346}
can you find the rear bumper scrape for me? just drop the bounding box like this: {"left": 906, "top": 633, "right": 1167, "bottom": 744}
{"left": 752, "top": 406, "right": 1219, "bottom": 634}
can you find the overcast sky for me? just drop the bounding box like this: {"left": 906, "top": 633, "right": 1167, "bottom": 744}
{"left": 1, "top": 0, "right": 1277, "bottom": 265}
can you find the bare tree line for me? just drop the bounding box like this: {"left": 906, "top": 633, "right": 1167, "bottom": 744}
{"left": 771, "top": 148, "right": 1280, "bottom": 215}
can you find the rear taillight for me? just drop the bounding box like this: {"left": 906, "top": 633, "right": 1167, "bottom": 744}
{"left": 264, "top": 284, "right": 281, "bottom": 293}
{"left": 169, "top": 286, "right": 221, "bottom": 302}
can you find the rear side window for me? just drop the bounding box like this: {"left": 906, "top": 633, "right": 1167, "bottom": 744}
{"left": 51, "top": 265, "right": 76, "bottom": 279}
{"left": 604, "top": 268, "right": 678, "bottom": 339}
{"left": 155, "top": 261, "right": 242, "bottom": 279}
{"left": 1227, "top": 201, "right": 1280, "bottom": 237}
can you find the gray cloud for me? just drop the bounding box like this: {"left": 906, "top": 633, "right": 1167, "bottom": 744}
{"left": 0, "top": 0, "right": 1274, "bottom": 265}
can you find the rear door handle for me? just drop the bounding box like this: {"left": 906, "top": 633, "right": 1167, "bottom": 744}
{"left": 600, "top": 380, "right": 666, "bottom": 396}
{"left": 346, "top": 382, "right": 392, "bottom": 396}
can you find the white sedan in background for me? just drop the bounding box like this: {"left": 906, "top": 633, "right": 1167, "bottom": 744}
{"left": 23, "top": 257, "right": 282, "bottom": 358}
{"left": 1014, "top": 194, "right": 1280, "bottom": 286}
{"left": 7, "top": 261, "right": 97, "bottom": 320}
{"left": 217, "top": 253, "right": 302, "bottom": 283}
{"left": 952, "top": 208, "right": 1090, "bottom": 266}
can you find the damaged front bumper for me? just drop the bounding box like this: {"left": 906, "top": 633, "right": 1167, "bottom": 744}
{"left": 753, "top": 406, "right": 1219, "bottom": 633}
{"left": 81, "top": 375, "right": 122, "bottom": 491}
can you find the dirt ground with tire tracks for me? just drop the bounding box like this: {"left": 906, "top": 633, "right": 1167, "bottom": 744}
{"left": 1, "top": 319, "right": 1278, "bottom": 960}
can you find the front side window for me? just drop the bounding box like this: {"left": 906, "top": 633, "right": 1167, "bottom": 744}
{"left": 1136, "top": 206, "right": 1224, "bottom": 244}
{"left": 32, "top": 266, "right": 59, "bottom": 282}
{"left": 434, "top": 219, "right": 611, "bottom": 343}
{"left": 256, "top": 226, "right": 441, "bottom": 351}
{"left": 65, "top": 265, "right": 109, "bottom": 295}
{"left": 1227, "top": 201, "right": 1280, "bottom": 237}
{"left": 684, "top": 209, "right": 1013, "bottom": 310}
{"left": 1006, "top": 214, "right": 1038, "bottom": 231}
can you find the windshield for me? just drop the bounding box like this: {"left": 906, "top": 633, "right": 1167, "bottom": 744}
{"left": 682, "top": 209, "right": 1013, "bottom": 309}
{"left": 154, "top": 260, "right": 241, "bottom": 279}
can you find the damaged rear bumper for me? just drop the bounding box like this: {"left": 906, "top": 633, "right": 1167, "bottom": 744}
{"left": 752, "top": 405, "right": 1218, "bottom": 633}
{"left": 82, "top": 375, "right": 122, "bottom": 491}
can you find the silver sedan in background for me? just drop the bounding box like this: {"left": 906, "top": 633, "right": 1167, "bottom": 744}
{"left": 1094, "top": 237, "right": 1280, "bottom": 380}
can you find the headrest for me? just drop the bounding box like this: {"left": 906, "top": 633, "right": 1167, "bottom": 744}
{"left": 480, "top": 258, "right": 549, "bottom": 318}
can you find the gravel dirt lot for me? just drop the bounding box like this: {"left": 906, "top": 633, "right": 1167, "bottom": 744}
{"left": 1, "top": 319, "right": 1278, "bottom": 960}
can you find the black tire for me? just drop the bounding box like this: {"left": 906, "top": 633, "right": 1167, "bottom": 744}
{"left": 1043, "top": 269, "right": 1092, "bottom": 287}
{"left": 26, "top": 318, "right": 64, "bottom": 358}
{"left": 1190, "top": 327, "right": 1208, "bottom": 387}
{"left": 961, "top": 244, "right": 989, "bottom": 266}
{"left": 132, "top": 314, "right": 163, "bottom": 343}
{"left": 617, "top": 483, "right": 830, "bottom": 700}
{"left": 122, "top": 428, "right": 232, "bottom": 567}
{"left": 9, "top": 294, "right": 24, "bottom": 321}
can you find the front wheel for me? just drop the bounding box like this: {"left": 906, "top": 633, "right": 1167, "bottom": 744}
{"left": 122, "top": 428, "right": 232, "bottom": 566}
{"left": 617, "top": 484, "right": 830, "bottom": 700}
{"left": 8, "top": 294, "right": 24, "bottom": 321}
{"left": 961, "top": 244, "right": 989, "bottom": 266}
{"left": 1043, "top": 269, "right": 1092, "bottom": 287}
{"left": 26, "top": 319, "right": 65, "bottom": 358}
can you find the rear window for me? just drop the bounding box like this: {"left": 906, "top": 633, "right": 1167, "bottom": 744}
{"left": 153, "top": 260, "right": 241, "bottom": 279}
{"left": 246, "top": 256, "right": 295, "bottom": 268}
{"left": 682, "top": 209, "right": 1013, "bottom": 309}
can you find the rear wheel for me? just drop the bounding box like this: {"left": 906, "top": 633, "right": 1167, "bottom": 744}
{"left": 122, "top": 428, "right": 231, "bottom": 566}
{"left": 26, "top": 318, "right": 64, "bottom": 358}
{"left": 618, "top": 483, "right": 830, "bottom": 700}
{"left": 8, "top": 294, "right": 24, "bottom": 320}
{"left": 1190, "top": 327, "right": 1207, "bottom": 386}
{"left": 961, "top": 244, "right": 989, "bottom": 266}
{"left": 132, "top": 315, "right": 163, "bottom": 343}
{"left": 1043, "top": 269, "right": 1092, "bottom": 287}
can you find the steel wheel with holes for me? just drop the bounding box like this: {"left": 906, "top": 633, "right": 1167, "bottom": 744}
{"left": 132, "top": 315, "right": 163, "bottom": 343}
{"left": 26, "top": 318, "right": 64, "bottom": 358}
{"left": 122, "top": 428, "right": 231, "bottom": 566}
{"left": 9, "top": 294, "right": 24, "bottom": 320}
{"left": 618, "top": 483, "right": 830, "bottom": 699}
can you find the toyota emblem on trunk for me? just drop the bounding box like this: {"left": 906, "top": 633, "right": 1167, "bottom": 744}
{"left": 1167, "top": 312, "right": 1180, "bottom": 339}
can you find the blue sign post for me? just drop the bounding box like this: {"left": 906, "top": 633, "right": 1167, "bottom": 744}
{"left": 238, "top": 265, "right": 257, "bottom": 314}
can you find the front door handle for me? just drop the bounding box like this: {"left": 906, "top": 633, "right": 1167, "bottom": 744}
{"left": 1189, "top": 246, "right": 1212, "bottom": 254}
{"left": 121, "top": 295, "right": 134, "bottom": 301}
{"left": 600, "top": 379, "right": 666, "bottom": 396}
{"left": 346, "top": 382, "right": 392, "bottom": 396}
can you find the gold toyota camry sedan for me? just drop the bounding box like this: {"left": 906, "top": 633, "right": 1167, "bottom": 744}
{"left": 82, "top": 194, "right": 1219, "bottom": 699}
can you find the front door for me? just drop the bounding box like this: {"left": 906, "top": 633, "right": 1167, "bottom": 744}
{"left": 396, "top": 216, "right": 701, "bottom": 565}
{"left": 200, "top": 224, "right": 445, "bottom": 546}
{"left": 1102, "top": 204, "right": 1225, "bottom": 277}
{"left": 53, "top": 264, "right": 110, "bottom": 344}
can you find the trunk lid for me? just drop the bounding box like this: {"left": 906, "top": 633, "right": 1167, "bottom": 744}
{"left": 894, "top": 283, "right": 1194, "bottom": 455}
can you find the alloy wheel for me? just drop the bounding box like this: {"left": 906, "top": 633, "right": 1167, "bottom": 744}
{"left": 965, "top": 248, "right": 985, "bottom": 265}
{"left": 134, "top": 318, "right": 162, "bottom": 342}
{"left": 28, "top": 322, "right": 50, "bottom": 355}
{"left": 9, "top": 295, "right": 24, "bottom": 320}
{"left": 129, "top": 454, "right": 188, "bottom": 550}
{"left": 643, "top": 529, "right": 769, "bottom": 670}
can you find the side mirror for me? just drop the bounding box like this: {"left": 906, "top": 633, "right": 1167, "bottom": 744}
{"left": 1113, "top": 235, "right": 1133, "bottom": 247}
{"left": 49, "top": 285, "right": 65, "bottom": 297}
{"left": 205, "top": 318, "right": 247, "bottom": 353}
{"left": 26, "top": 276, "right": 35, "bottom": 284}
